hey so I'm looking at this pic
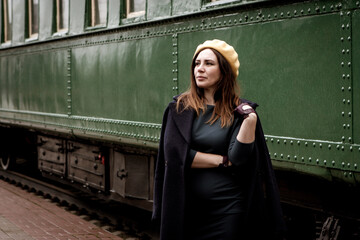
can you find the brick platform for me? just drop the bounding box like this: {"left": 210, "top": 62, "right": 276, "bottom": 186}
{"left": 0, "top": 179, "right": 123, "bottom": 240}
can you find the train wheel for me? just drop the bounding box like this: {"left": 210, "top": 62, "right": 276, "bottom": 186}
{"left": 0, "top": 154, "right": 12, "bottom": 170}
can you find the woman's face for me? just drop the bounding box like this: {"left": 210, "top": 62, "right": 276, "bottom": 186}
{"left": 194, "top": 49, "right": 221, "bottom": 92}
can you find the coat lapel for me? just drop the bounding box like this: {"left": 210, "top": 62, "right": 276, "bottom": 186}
{"left": 168, "top": 102, "right": 195, "bottom": 144}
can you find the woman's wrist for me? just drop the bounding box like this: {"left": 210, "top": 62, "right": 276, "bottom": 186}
{"left": 243, "top": 112, "right": 257, "bottom": 122}
{"left": 218, "top": 155, "right": 229, "bottom": 167}
{"left": 237, "top": 112, "right": 257, "bottom": 143}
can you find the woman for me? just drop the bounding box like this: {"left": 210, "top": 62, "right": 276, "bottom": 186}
{"left": 152, "top": 40, "right": 285, "bottom": 240}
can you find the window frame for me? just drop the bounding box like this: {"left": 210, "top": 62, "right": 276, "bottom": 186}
{"left": 27, "top": 0, "right": 39, "bottom": 40}
{"left": 126, "top": 0, "right": 145, "bottom": 19}
{"left": 1, "top": 0, "right": 12, "bottom": 43}
{"left": 55, "top": 0, "right": 69, "bottom": 34}
{"left": 86, "top": 0, "right": 108, "bottom": 29}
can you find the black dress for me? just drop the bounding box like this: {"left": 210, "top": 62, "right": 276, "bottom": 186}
{"left": 185, "top": 105, "right": 254, "bottom": 240}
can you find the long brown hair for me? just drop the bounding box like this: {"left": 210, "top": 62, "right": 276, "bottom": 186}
{"left": 176, "top": 48, "right": 241, "bottom": 128}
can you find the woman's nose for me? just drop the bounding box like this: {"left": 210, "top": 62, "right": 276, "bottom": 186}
{"left": 197, "top": 63, "right": 205, "bottom": 72}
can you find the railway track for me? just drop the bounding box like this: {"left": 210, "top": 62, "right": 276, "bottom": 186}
{"left": 0, "top": 169, "right": 158, "bottom": 240}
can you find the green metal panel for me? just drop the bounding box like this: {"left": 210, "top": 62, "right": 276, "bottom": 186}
{"left": 38, "top": 0, "right": 54, "bottom": 41}
{"left": 242, "top": 15, "right": 344, "bottom": 142}
{"left": 0, "top": 55, "right": 20, "bottom": 110}
{"left": 354, "top": 9, "right": 360, "bottom": 144}
{"left": 0, "top": 50, "right": 68, "bottom": 113}
{"left": 147, "top": 0, "right": 171, "bottom": 20}
{"left": 69, "top": 0, "right": 85, "bottom": 34}
{"left": 12, "top": 0, "right": 25, "bottom": 45}
{"left": 179, "top": 13, "right": 342, "bottom": 142}
{"left": 71, "top": 37, "right": 173, "bottom": 123}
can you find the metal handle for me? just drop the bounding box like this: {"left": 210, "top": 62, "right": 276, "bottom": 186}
{"left": 116, "top": 169, "right": 128, "bottom": 180}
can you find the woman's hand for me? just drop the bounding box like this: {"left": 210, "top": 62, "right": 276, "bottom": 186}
{"left": 234, "top": 103, "right": 256, "bottom": 119}
{"left": 236, "top": 104, "right": 257, "bottom": 143}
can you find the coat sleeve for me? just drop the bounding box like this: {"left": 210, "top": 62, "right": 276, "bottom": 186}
{"left": 152, "top": 106, "right": 170, "bottom": 221}
{"left": 246, "top": 115, "right": 286, "bottom": 238}
{"left": 256, "top": 116, "right": 286, "bottom": 235}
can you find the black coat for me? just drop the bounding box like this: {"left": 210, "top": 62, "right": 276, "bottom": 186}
{"left": 152, "top": 97, "right": 286, "bottom": 240}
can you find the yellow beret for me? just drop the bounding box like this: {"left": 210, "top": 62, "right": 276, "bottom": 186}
{"left": 193, "top": 39, "right": 240, "bottom": 78}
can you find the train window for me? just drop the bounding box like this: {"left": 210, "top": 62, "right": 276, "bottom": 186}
{"left": 27, "top": 0, "right": 39, "bottom": 39}
{"left": 86, "top": 0, "right": 108, "bottom": 28}
{"left": 126, "top": 0, "right": 145, "bottom": 18}
{"left": 56, "top": 0, "right": 69, "bottom": 33}
{"left": 1, "top": 0, "right": 12, "bottom": 43}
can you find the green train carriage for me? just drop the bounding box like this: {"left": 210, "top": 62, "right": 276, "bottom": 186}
{"left": 1, "top": 0, "right": 360, "bottom": 238}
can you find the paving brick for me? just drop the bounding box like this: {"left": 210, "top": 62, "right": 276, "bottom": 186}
{"left": 0, "top": 179, "right": 123, "bottom": 240}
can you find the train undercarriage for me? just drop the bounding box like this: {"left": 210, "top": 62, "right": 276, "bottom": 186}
{"left": 0, "top": 125, "right": 156, "bottom": 212}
